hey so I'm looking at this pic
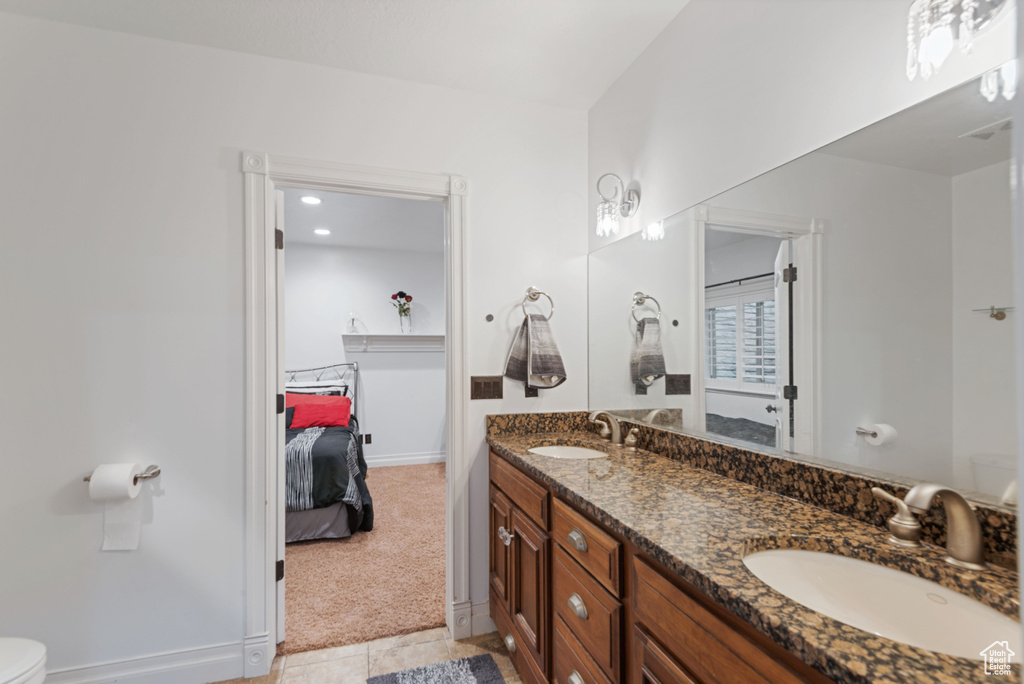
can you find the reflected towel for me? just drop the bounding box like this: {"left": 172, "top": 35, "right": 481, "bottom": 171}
{"left": 504, "top": 314, "right": 567, "bottom": 389}
{"left": 630, "top": 317, "right": 666, "bottom": 392}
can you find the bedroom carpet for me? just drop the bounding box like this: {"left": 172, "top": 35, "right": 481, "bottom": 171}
{"left": 280, "top": 462, "right": 446, "bottom": 655}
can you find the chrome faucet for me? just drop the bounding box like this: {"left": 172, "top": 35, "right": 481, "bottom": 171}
{"left": 903, "top": 483, "right": 987, "bottom": 571}
{"left": 588, "top": 411, "right": 623, "bottom": 444}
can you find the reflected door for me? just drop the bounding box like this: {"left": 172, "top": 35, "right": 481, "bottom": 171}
{"left": 774, "top": 240, "right": 792, "bottom": 452}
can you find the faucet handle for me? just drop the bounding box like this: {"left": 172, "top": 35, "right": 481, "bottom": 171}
{"left": 591, "top": 419, "right": 612, "bottom": 441}
{"left": 624, "top": 427, "right": 639, "bottom": 451}
{"left": 871, "top": 487, "right": 923, "bottom": 548}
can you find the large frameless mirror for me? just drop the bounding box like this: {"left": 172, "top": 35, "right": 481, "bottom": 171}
{"left": 588, "top": 73, "right": 1017, "bottom": 507}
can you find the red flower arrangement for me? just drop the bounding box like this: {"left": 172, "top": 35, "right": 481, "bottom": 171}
{"left": 391, "top": 290, "right": 412, "bottom": 317}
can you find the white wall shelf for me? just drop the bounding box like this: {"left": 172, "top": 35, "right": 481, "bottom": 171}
{"left": 342, "top": 333, "right": 446, "bottom": 353}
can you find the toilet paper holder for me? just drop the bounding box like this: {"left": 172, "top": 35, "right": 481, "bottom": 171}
{"left": 855, "top": 427, "right": 879, "bottom": 438}
{"left": 83, "top": 464, "right": 161, "bottom": 484}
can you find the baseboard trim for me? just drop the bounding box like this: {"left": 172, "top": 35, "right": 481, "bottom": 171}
{"left": 451, "top": 599, "right": 473, "bottom": 640}
{"left": 366, "top": 451, "right": 447, "bottom": 468}
{"left": 45, "top": 642, "right": 243, "bottom": 684}
{"left": 471, "top": 599, "right": 496, "bottom": 636}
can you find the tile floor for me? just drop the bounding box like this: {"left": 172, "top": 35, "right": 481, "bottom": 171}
{"left": 216, "top": 628, "right": 522, "bottom": 684}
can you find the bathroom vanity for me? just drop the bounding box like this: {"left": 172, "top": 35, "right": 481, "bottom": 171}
{"left": 486, "top": 412, "right": 1020, "bottom": 684}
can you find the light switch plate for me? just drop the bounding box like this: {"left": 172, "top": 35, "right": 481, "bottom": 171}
{"left": 471, "top": 376, "right": 503, "bottom": 400}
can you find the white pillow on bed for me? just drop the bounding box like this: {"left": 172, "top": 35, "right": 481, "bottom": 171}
{"left": 286, "top": 382, "right": 348, "bottom": 396}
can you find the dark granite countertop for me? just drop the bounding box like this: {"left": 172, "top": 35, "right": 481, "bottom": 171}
{"left": 486, "top": 430, "right": 1021, "bottom": 684}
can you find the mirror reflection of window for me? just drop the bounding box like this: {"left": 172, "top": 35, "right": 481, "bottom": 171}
{"left": 703, "top": 230, "right": 783, "bottom": 449}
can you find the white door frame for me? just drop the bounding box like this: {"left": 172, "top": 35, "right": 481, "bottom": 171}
{"left": 241, "top": 152, "right": 470, "bottom": 677}
{"left": 690, "top": 204, "right": 823, "bottom": 456}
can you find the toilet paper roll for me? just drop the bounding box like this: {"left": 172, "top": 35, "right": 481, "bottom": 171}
{"left": 88, "top": 463, "right": 143, "bottom": 551}
{"left": 864, "top": 423, "right": 898, "bottom": 447}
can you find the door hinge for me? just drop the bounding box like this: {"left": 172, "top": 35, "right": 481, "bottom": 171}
{"left": 783, "top": 385, "right": 798, "bottom": 400}
{"left": 782, "top": 266, "right": 797, "bottom": 283}
{"left": 277, "top": 394, "right": 285, "bottom": 414}
{"left": 275, "top": 229, "right": 284, "bottom": 250}
{"left": 276, "top": 559, "right": 284, "bottom": 581}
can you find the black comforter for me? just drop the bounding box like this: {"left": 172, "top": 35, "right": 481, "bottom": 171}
{"left": 285, "top": 418, "right": 374, "bottom": 532}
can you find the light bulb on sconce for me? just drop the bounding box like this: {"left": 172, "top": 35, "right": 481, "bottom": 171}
{"left": 642, "top": 220, "right": 665, "bottom": 241}
{"left": 595, "top": 173, "right": 640, "bottom": 237}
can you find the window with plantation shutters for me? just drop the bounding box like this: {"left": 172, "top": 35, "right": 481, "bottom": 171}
{"left": 705, "top": 288, "right": 776, "bottom": 389}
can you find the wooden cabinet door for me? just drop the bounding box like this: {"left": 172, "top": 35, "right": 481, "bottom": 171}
{"left": 632, "top": 626, "right": 700, "bottom": 684}
{"left": 511, "top": 505, "right": 550, "bottom": 676}
{"left": 490, "top": 485, "right": 513, "bottom": 613}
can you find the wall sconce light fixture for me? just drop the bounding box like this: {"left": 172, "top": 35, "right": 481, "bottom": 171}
{"left": 595, "top": 173, "right": 640, "bottom": 237}
{"left": 906, "top": 0, "right": 1011, "bottom": 81}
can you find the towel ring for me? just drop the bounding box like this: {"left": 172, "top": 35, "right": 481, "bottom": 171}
{"left": 522, "top": 287, "right": 554, "bottom": 320}
{"left": 632, "top": 291, "right": 661, "bottom": 323}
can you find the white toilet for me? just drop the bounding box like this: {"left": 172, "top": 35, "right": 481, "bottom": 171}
{"left": 0, "top": 639, "right": 45, "bottom": 684}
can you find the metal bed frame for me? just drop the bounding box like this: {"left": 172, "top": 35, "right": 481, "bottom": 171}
{"left": 284, "top": 362, "right": 360, "bottom": 420}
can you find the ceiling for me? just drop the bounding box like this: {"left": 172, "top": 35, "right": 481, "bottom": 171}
{"left": 819, "top": 75, "right": 1013, "bottom": 177}
{"left": 0, "top": 0, "right": 690, "bottom": 109}
{"left": 282, "top": 187, "right": 444, "bottom": 252}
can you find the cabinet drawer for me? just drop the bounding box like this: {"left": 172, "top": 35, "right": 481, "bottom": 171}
{"left": 490, "top": 451, "right": 549, "bottom": 528}
{"left": 632, "top": 556, "right": 822, "bottom": 684}
{"left": 554, "top": 615, "right": 613, "bottom": 684}
{"left": 553, "top": 545, "right": 622, "bottom": 682}
{"left": 553, "top": 498, "right": 622, "bottom": 595}
{"left": 632, "top": 625, "right": 700, "bottom": 684}
{"left": 491, "top": 590, "right": 546, "bottom": 684}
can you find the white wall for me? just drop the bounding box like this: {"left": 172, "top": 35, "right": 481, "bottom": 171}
{"left": 589, "top": 0, "right": 1015, "bottom": 252}
{"left": 0, "top": 12, "right": 587, "bottom": 679}
{"left": 705, "top": 234, "right": 781, "bottom": 286}
{"left": 951, "top": 160, "right": 1018, "bottom": 493}
{"left": 285, "top": 244, "right": 446, "bottom": 464}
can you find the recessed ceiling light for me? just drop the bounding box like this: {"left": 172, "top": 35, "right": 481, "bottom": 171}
{"left": 301, "top": 196, "right": 322, "bottom": 205}
{"left": 314, "top": 229, "right": 331, "bottom": 236}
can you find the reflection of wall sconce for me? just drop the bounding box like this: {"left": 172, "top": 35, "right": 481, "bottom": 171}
{"left": 642, "top": 220, "right": 664, "bottom": 241}
{"left": 906, "top": 0, "right": 1011, "bottom": 81}
{"left": 595, "top": 173, "right": 640, "bottom": 237}
{"left": 980, "top": 60, "right": 1017, "bottom": 101}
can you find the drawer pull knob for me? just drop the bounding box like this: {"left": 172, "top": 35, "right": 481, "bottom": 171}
{"left": 498, "top": 526, "right": 515, "bottom": 547}
{"left": 567, "top": 529, "right": 588, "bottom": 552}
{"left": 568, "top": 671, "right": 585, "bottom": 684}
{"left": 568, "top": 592, "right": 589, "bottom": 620}
{"left": 504, "top": 634, "right": 516, "bottom": 654}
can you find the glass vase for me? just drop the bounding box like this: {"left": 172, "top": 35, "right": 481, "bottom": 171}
{"left": 400, "top": 314, "right": 412, "bottom": 334}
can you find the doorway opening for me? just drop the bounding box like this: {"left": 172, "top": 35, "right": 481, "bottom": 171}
{"left": 277, "top": 187, "right": 447, "bottom": 655}
{"left": 690, "top": 204, "right": 821, "bottom": 458}
{"left": 703, "top": 229, "right": 785, "bottom": 448}
{"left": 241, "top": 153, "right": 470, "bottom": 678}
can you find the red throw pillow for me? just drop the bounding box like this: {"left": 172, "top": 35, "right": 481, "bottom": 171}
{"left": 290, "top": 397, "right": 351, "bottom": 429}
{"left": 286, "top": 392, "right": 344, "bottom": 407}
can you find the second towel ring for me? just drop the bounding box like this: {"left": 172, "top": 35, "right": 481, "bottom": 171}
{"left": 523, "top": 287, "right": 554, "bottom": 320}
{"left": 632, "top": 291, "right": 661, "bottom": 323}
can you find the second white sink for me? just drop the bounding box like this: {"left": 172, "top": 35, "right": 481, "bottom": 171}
{"left": 743, "top": 549, "right": 1020, "bottom": 661}
{"left": 528, "top": 445, "right": 608, "bottom": 460}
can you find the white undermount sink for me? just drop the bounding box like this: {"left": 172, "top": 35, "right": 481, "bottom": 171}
{"left": 528, "top": 445, "right": 608, "bottom": 460}
{"left": 743, "top": 549, "right": 1020, "bottom": 661}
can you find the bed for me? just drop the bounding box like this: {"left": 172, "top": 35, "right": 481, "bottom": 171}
{"left": 284, "top": 363, "right": 374, "bottom": 542}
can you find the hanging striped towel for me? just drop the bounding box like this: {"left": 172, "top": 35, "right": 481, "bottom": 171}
{"left": 630, "top": 317, "right": 666, "bottom": 392}
{"left": 504, "top": 314, "right": 567, "bottom": 389}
